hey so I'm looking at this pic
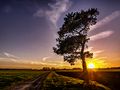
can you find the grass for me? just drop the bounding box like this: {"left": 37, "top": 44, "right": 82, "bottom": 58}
{"left": 0, "top": 69, "right": 46, "bottom": 90}
{"left": 0, "top": 69, "right": 116, "bottom": 90}
{"left": 43, "top": 71, "right": 110, "bottom": 90}
{"left": 56, "top": 69, "right": 120, "bottom": 90}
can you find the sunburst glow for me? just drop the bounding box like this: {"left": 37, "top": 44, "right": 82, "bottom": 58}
{"left": 87, "top": 63, "right": 95, "bottom": 69}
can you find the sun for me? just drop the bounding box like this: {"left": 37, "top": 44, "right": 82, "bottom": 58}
{"left": 87, "top": 63, "right": 95, "bottom": 69}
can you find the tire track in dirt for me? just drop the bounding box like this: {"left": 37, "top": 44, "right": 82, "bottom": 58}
{"left": 29, "top": 71, "right": 50, "bottom": 90}
{"left": 11, "top": 71, "right": 50, "bottom": 90}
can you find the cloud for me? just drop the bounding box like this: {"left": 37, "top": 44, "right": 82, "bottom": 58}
{"left": 90, "top": 30, "right": 114, "bottom": 41}
{"left": 2, "top": 52, "right": 20, "bottom": 62}
{"left": 93, "top": 50, "right": 104, "bottom": 57}
{"left": 42, "top": 57, "right": 50, "bottom": 61}
{"left": 85, "top": 47, "right": 104, "bottom": 57}
{"left": 29, "top": 61, "right": 46, "bottom": 65}
{"left": 34, "top": 0, "right": 72, "bottom": 25}
{"left": 9, "top": 58, "right": 18, "bottom": 62}
{"left": 0, "top": 57, "right": 18, "bottom": 62}
{"left": 90, "top": 11, "right": 120, "bottom": 31}
{"left": 0, "top": 52, "right": 68, "bottom": 68}
{"left": 3, "top": 52, "right": 19, "bottom": 59}
{"left": 94, "top": 50, "right": 104, "bottom": 54}
{"left": 29, "top": 61, "right": 58, "bottom": 66}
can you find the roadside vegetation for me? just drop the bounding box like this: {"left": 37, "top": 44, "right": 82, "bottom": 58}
{"left": 56, "top": 69, "right": 120, "bottom": 90}
{"left": 0, "top": 69, "right": 46, "bottom": 90}
{"left": 43, "top": 71, "right": 110, "bottom": 90}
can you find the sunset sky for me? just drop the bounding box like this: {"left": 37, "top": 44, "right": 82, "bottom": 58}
{"left": 0, "top": 0, "right": 120, "bottom": 69}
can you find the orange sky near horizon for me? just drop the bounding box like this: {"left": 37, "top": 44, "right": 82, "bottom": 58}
{"left": 0, "top": 57, "right": 120, "bottom": 69}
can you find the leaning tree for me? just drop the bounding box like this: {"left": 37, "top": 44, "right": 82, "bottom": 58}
{"left": 53, "top": 8, "right": 99, "bottom": 84}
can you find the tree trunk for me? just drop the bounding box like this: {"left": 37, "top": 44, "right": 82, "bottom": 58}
{"left": 82, "top": 56, "right": 89, "bottom": 84}
{"left": 81, "top": 42, "right": 89, "bottom": 84}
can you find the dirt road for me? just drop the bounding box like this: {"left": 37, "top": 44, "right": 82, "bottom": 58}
{"left": 11, "top": 72, "right": 50, "bottom": 90}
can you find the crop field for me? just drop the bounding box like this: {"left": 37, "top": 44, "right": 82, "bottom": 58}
{"left": 56, "top": 69, "right": 120, "bottom": 90}
{"left": 41, "top": 71, "right": 109, "bottom": 90}
{"left": 0, "top": 69, "right": 111, "bottom": 90}
{"left": 0, "top": 69, "right": 47, "bottom": 90}
{"left": 0, "top": 69, "right": 119, "bottom": 90}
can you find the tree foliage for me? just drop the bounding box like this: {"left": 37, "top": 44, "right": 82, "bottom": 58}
{"left": 53, "top": 8, "right": 99, "bottom": 65}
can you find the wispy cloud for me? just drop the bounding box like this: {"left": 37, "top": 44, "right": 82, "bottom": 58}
{"left": 42, "top": 57, "right": 50, "bottom": 61}
{"left": 90, "top": 11, "right": 120, "bottom": 31}
{"left": 0, "top": 57, "right": 18, "bottom": 62}
{"left": 29, "top": 61, "right": 58, "bottom": 66}
{"left": 90, "top": 30, "right": 114, "bottom": 41}
{"left": 93, "top": 50, "right": 104, "bottom": 57}
{"left": 1, "top": 52, "right": 62, "bottom": 66}
{"left": 3, "top": 52, "right": 19, "bottom": 59}
{"left": 0, "top": 52, "right": 70, "bottom": 69}
{"left": 94, "top": 50, "right": 104, "bottom": 54}
{"left": 85, "top": 47, "right": 104, "bottom": 57}
{"left": 34, "top": 0, "right": 72, "bottom": 26}
{"left": 2, "top": 52, "right": 20, "bottom": 62}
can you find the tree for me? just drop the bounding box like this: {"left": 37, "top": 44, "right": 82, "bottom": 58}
{"left": 53, "top": 8, "right": 99, "bottom": 84}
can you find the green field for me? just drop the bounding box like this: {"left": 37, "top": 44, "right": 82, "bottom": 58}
{"left": 0, "top": 69, "right": 118, "bottom": 90}
{"left": 0, "top": 69, "right": 46, "bottom": 90}
{"left": 56, "top": 69, "right": 120, "bottom": 90}
{"left": 43, "top": 71, "right": 110, "bottom": 90}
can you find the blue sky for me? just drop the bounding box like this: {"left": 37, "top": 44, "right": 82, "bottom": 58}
{"left": 0, "top": 0, "right": 120, "bottom": 69}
